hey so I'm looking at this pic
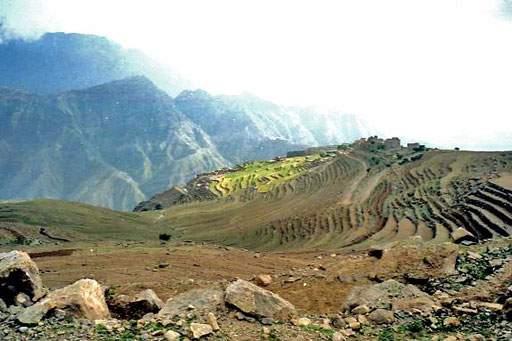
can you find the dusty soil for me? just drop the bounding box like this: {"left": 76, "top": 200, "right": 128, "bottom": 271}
{"left": 1, "top": 241, "right": 377, "bottom": 315}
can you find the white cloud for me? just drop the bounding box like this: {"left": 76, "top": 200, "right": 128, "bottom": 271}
{"left": 0, "top": 0, "right": 511, "bottom": 150}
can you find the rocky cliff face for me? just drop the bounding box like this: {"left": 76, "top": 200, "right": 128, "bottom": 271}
{"left": 0, "top": 77, "right": 227, "bottom": 210}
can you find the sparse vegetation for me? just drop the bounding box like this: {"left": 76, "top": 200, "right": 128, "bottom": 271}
{"left": 158, "top": 233, "right": 172, "bottom": 241}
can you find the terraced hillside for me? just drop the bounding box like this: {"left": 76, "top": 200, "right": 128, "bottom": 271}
{"left": 1, "top": 145, "right": 511, "bottom": 252}
{"left": 141, "top": 147, "right": 512, "bottom": 251}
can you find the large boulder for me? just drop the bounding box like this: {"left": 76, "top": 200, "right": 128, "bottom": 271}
{"left": 344, "top": 279, "right": 435, "bottom": 313}
{"left": 0, "top": 251, "right": 45, "bottom": 305}
{"left": 108, "top": 289, "right": 163, "bottom": 319}
{"left": 225, "top": 279, "right": 296, "bottom": 320}
{"left": 158, "top": 289, "right": 224, "bottom": 326}
{"left": 17, "top": 279, "right": 109, "bottom": 324}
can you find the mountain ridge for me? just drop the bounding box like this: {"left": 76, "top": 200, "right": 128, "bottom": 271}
{"left": 0, "top": 77, "right": 375, "bottom": 210}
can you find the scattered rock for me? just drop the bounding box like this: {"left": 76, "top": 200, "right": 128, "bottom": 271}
{"left": 452, "top": 306, "right": 478, "bottom": 314}
{"left": 291, "top": 317, "right": 311, "bottom": 326}
{"left": 358, "top": 314, "right": 368, "bottom": 325}
{"left": 15, "top": 292, "right": 31, "bottom": 307}
{"left": 332, "top": 331, "right": 346, "bottom": 341}
{"left": 255, "top": 274, "right": 272, "bottom": 287}
{"left": 316, "top": 318, "right": 332, "bottom": 330}
{"left": 260, "top": 317, "right": 273, "bottom": 325}
{"left": 367, "top": 309, "right": 394, "bottom": 324}
{"left": 164, "top": 330, "right": 181, "bottom": 341}
{"left": 94, "top": 319, "right": 122, "bottom": 332}
{"left": 109, "top": 289, "right": 163, "bottom": 319}
{"left": 451, "top": 227, "right": 478, "bottom": 244}
{"left": 188, "top": 322, "right": 212, "bottom": 339}
{"left": 466, "top": 251, "right": 482, "bottom": 260}
{"left": 0, "top": 251, "right": 45, "bottom": 305}
{"left": 477, "top": 302, "right": 503, "bottom": 312}
{"left": 225, "top": 279, "right": 297, "bottom": 320}
{"left": 443, "top": 316, "right": 460, "bottom": 327}
{"left": 341, "top": 329, "right": 356, "bottom": 337}
{"left": 208, "top": 312, "right": 220, "bottom": 331}
{"left": 284, "top": 276, "right": 300, "bottom": 283}
{"left": 158, "top": 289, "right": 224, "bottom": 326}
{"left": 344, "top": 279, "right": 434, "bottom": 312}
{"left": 351, "top": 304, "right": 370, "bottom": 315}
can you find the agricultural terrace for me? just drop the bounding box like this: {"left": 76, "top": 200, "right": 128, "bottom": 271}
{"left": 209, "top": 155, "right": 322, "bottom": 197}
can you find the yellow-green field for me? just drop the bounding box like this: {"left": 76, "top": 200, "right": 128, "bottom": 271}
{"left": 209, "top": 155, "right": 321, "bottom": 197}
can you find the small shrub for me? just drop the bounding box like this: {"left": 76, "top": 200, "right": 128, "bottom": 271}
{"left": 96, "top": 324, "right": 108, "bottom": 335}
{"left": 398, "top": 320, "right": 424, "bottom": 333}
{"left": 411, "top": 153, "right": 423, "bottom": 161}
{"left": 300, "top": 325, "right": 335, "bottom": 335}
{"left": 379, "top": 327, "right": 394, "bottom": 341}
{"left": 268, "top": 328, "right": 282, "bottom": 341}
{"left": 158, "top": 233, "right": 171, "bottom": 241}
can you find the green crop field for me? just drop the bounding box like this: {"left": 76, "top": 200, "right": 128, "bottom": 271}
{"left": 209, "top": 155, "right": 321, "bottom": 197}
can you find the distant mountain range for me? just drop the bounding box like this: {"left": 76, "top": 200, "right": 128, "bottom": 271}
{"left": 0, "top": 33, "right": 377, "bottom": 210}
{"left": 0, "top": 32, "right": 192, "bottom": 96}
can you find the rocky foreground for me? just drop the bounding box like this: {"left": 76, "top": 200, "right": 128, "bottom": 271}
{"left": 1, "top": 237, "right": 512, "bottom": 340}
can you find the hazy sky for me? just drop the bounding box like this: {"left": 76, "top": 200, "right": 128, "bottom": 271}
{"left": 1, "top": 0, "right": 511, "bottom": 150}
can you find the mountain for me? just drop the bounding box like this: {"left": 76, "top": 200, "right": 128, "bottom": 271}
{"left": 0, "top": 32, "right": 192, "bottom": 96}
{"left": 0, "top": 74, "right": 377, "bottom": 210}
{"left": 0, "top": 76, "right": 227, "bottom": 210}
{"left": 174, "top": 90, "right": 375, "bottom": 164}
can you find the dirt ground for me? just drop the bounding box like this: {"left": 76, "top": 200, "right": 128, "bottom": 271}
{"left": 1, "top": 241, "right": 377, "bottom": 315}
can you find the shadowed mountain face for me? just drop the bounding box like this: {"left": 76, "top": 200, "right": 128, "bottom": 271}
{"left": 0, "top": 76, "right": 376, "bottom": 210}
{"left": 0, "top": 32, "right": 192, "bottom": 96}
{"left": 0, "top": 77, "right": 227, "bottom": 210}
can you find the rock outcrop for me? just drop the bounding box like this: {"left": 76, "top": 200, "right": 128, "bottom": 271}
{"left": 17, "top": 279, "right": 109, "bottom": 324}
{"left": 344, "top": 279, "right": 435, "bottom": 313}
{"left": 158, "top": 289, "right": 224, "bottom": 326}
{"left": 108, "top": 289, "right": 163, "bottom": 319}
{"left": 225, "top": 279, "right": 296, "bottom": 320}
{"left": 0, "top": 251, "right": 45, "bottom": 305}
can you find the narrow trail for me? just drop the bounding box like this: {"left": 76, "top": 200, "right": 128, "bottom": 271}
{"left": 340, "top": 154, "right": 367, "bottom": 205}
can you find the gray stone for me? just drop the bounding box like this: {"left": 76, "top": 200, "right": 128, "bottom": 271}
{"left": 351, "top": 305, "right": 370, "bottom": 315}
{"left": 367, "top": 309, "right": 394, "bottom": 324}
{"left": 0, "top": 251, "right": 45, "bottom": 304}
{"left": 225, "top": 279, "right": 296, "bottom": 320}
{"left": 15, "top": 293, "right": 32, "bottom": 307}
{"left": 188, "top": 323, "right": 212, "bottom": 339}
{"left": 158, "top": 289, "right": 224, "bottom": 326}
{"left": 344, "top": 279, "right": 434, "bottom": 313}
